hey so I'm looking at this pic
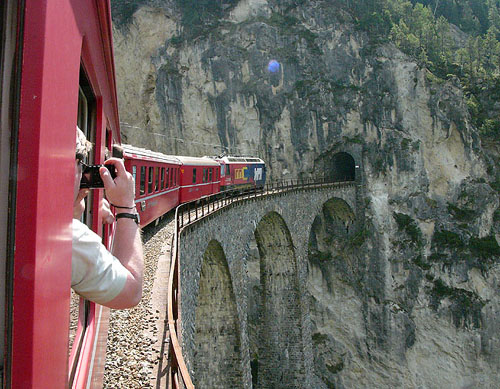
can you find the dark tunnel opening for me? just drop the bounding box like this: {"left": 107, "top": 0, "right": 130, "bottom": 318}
{"left": 330, "top": 152, "right": 356, "bottom": 182}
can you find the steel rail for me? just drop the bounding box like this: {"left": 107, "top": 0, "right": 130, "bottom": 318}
{"left": 166, "top": 177, "right": 355, "bottom": 388}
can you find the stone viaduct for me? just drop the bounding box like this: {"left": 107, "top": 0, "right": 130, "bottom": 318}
{"left": 176, "top": 150, "right": 363, "bottom": 388}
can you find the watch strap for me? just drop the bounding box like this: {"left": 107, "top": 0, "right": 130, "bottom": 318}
{"left": 115, "top": 212, "right": 139, "bottom": 225}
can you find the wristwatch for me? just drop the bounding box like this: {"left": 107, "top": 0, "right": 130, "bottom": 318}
{"left": 115, "top": 212, "right": 140, "bottom": 225}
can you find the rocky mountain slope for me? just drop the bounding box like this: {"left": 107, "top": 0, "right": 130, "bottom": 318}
{"left": 111, "top": 0, "right": 500, "bottom": 387}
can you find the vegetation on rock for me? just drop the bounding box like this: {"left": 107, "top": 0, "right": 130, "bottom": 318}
{"left": 349, "top": 0, "right": 500, "bottom": 144}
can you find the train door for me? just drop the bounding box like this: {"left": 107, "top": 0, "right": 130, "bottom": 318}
{"left": 7, "top": 1, "right": 84, "bottom": 386}
{"left": 1, "top": 0, "right": 22, "bottom": 384}
{"left": 3, "top": 1, "right": 121, "bottom": 387}
{"left": 68, "top": 66, "right": 99, "bottom": 387}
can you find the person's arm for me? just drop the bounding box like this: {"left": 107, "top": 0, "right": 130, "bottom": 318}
{"left": 101, "top": 198, "right": 115, "bottom": 225}
{"left": 99, "top": 158, "right": 143, "bottom": 309}
{"left": 74, "top": 190, "right": 114, "bottom": 224}
{"left": 73, "top": 189, "right": 89, "bottom": 219}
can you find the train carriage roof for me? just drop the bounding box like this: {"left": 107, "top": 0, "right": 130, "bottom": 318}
{"left": 175, "top": 156, "right": 220, "bottom": 167}
{"left": 210, "top": 156, "right": 265, "bottom": 164}
{"left": 121, "top": 144, "right": 181, "bottom": 165}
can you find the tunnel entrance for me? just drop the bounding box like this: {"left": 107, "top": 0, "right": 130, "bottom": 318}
{"left": 330, "top": 152, "right": 356, "bottom": 182}
{"left": 193, "top": 240, "right": 244, "bottom": 388}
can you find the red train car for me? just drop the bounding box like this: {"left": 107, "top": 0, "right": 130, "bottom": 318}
{"left": 215, "top": 156, "right": 267, "bottom": 192}
{"left": 1, "top": 1, "right": 121, "bottom": 387}
{"left": 122, "top": 145, "right": 181, "bottom": 227}
{"left": 177, "top": 156, "right": 221, "bottom": 203}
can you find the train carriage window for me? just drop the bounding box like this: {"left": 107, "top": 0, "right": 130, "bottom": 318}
{"left": 226, "top": 164, "right": 230, "bottom": 176}
{"left": 203, "top": 168, "right": 206, "bottom": 183}
{"left": 155, "top": 167, "right": 159, "bottom": 191}
{"left": 132, "top": 166, "right": 137, "bottom": 195}
{"left": 170, "top": 168, "right": 174, "bottom": 187}
{"left": 148, "top": 167, "right": 154, "bottom": 193}
{"left": 132, "top": 166, "right": 137, "bottom": 182}
{"left": 166, "top": 168, "right": 169, "bottom": 188}
{"left": 209, "top": 168, "right": 213, "bottom": 182}
{"left": 160, "top": 167, "right": 165, "bottom": 190}
{"left": 193, "top": 168, "right": 197, "bottom": 184}
{"left": 69, "top": 66, "right": 98, "bottom": 386}
{"left": 140, "top": 166, "right": 146, "bottom": 195}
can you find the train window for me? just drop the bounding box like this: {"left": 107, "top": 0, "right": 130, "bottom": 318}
{"left": 132, "top": 166, "right": 137, "bottom": 195}
{"left": 226, "top": 164, "right": 230, "bottom": 176}
{"left": 171, "top": 168, "right": 174, "bottom": 186}
{"left": 209, "top": 168, "right": 213, "bottom": 182}
{"left": 166, "top": 168, "right": 169, "bottom": 188}
{"left": 140, "top": 166, "right": 146, "bottom": 195}
{"left": 77, "top": 72, "right": 97, "bottom": 227}
{"left": 160, "top": 168, "right": 165, "bottom": 190}
{"left": 69, "top": 66, "right": 98, "bottom": 386}
{"left": 148, "top": 167, "right": 154, "bottom": 193}
{"left": 132, "top": 166, "right": 137, "bottom": 182}
{"left": 202, "top": 168, "right": 206, "bottom": 183}
{"left": 193, "top": 168, "right": 197, "bottom": 184}
{"left": 155, "top": 167, "right": 159, "bottom": 191}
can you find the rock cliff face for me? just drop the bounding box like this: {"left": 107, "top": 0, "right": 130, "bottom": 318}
{"left": 112, "top": 0, "right": 500, "bottom": 387}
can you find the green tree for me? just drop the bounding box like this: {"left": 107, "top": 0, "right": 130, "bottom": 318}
{"left": 487, "top": 0, "right": 500, "bottom": 39}
{"left": 483, "top": 28, "right": 500, "bottom": 71}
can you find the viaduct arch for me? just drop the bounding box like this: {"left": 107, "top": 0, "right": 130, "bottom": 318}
{"left": 254, "top": 212, "right": 304, "bottom": 388}
{"left": 193, "top": 240, "right": 244, "bottom": 388}
{"left": 178, "top": 179, "right": 359, "bottom": 388}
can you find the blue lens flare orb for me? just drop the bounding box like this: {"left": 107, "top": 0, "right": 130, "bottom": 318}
{"left": 267, "top": 59, "right": 280, "bottom": 73}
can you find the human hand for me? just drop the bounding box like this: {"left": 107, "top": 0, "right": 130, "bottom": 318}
{"left": 73, "top": 189, "right": 89, "bottom": 219}
{"left": 101, "top": 198, "right": 115, "bottom": 224}
{"left": 100, "top": 158, "right": 135, "bottom": 208}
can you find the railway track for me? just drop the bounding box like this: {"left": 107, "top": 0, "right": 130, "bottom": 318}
{"left": 103, "top": 214, "right": 175, "bottom": 388}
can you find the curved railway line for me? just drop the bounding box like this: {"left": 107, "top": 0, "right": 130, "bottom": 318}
{"left": 102, "top": 178, "right": 355, "bottom": 388}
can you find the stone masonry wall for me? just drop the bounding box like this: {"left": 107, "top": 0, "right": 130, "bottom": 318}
{"left": 178, "top": 184, "right": 356, "bottom": 388}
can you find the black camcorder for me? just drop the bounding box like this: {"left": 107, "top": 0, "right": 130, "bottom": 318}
{"left": 80, "top": 164, "right": 117, "bottom": 189}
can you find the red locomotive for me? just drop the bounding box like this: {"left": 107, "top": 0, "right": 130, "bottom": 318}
{"left": 214, "top": 155, "right": 266, "bottom": 192}
{"left": 1, "top": 1, "right": 266, "bottom": 387}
